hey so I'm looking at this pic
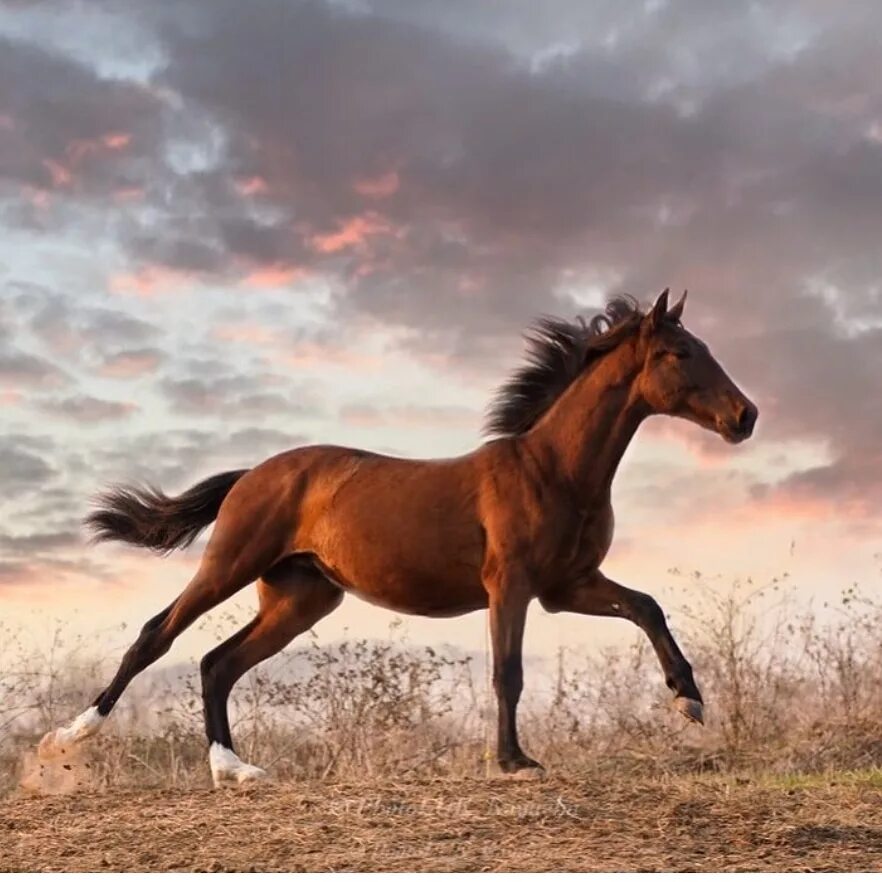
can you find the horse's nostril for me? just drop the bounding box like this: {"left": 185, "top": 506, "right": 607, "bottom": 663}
{"left": 738, "top": 404, "right": 757, "bottom": 435}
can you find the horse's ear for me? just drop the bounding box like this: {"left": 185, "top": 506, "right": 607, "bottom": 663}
{"left": 648, "top": 288, "right": 669, "bottom": 331}
{"left": 668, "top": 289, "right": 687, "bottom": 323}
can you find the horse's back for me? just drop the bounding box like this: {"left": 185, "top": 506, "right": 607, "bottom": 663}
{"left": 266, "top": 443, "right": 490, "bottom": 616}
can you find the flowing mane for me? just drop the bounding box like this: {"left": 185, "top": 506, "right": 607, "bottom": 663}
{"left": 485, "top": 295, "right": 646, "bottom": 436}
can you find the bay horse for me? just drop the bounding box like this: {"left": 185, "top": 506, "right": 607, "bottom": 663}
{"left": 40, "top": 289, "right": 757, "bottom": 786}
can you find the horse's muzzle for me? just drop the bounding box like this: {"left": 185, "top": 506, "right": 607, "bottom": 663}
{"left": 720, "top": 401, "right": 758, "bottom": 443}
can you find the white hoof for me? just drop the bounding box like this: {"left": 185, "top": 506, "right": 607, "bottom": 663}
{"left": 674, "top": 696, "right": 704, "bottom": 725}
{"left": 209, "top": 743, "right": 268, "bottom": 788}
{"left": 38, "top": 707, "right": 105, "bottom": 757}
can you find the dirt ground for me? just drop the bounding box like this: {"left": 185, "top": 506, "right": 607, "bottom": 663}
{"left": 3, "top": 772, "right": 882, "bottom": 872}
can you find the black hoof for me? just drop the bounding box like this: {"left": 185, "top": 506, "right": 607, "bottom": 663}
{"left": 498, "top": 755, "right": 545, "bottom": 777}
{"left": 673, "top": 696, "right": 704, "bottom": 725}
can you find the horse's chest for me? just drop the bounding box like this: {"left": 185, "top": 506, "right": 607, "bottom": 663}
{"left": 532, "top": 503, "right": 615, "bottom": 572}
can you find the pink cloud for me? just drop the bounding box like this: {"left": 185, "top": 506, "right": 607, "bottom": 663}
{"left": 353, "top": 170, "right": 400, "bottom": 199}
{"left": 23, "top": 187, "right": 51, "bottom": 208}
{"left": 65, "top": 132, "right": 132, "bottom": 164}
{"left": 42, "top": 158, "right": 72, "bottom": 188}
{"left": 109, "top": 266, "right": 196, "bottom": 297}
{"left": 113, "top": 186, "right": 145, "bottom": 202}
{"left": 309, "top": 212, "right": 397, "bottom": 254}
{"left": 241, "top": 264, "right": 308, "bottom": 288}
{"left": 38, "top": 133, "right": 135, "bottom": 193}
{"left": 234, "top": 175, "right": 268, "bottom": 196}
{"left": 102, "top": 132, "right": 132, "bottom": 150}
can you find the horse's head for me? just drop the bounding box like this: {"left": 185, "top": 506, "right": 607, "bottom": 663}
{"left": 637, "top": 289, "right": 757, "bottom": 443}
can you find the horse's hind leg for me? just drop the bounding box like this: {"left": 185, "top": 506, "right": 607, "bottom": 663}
{"left": 39, "top": 546, "right": 275, "bottom": 757}
{"left": 201, "top": 557, "right": 343, "bottom": 787}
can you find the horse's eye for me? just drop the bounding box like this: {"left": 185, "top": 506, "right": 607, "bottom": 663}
{"left": 672, "top": 348, "right": 691, "bottom": 360}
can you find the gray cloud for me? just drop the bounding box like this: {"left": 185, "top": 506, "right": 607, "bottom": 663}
{"left": 223, "top": 428, "right": 311, "bottom": 460}
{"left": 9, "top": 283, "right": 160, "bottom": 353}
{"left": 0, "top": 34, "right": 164, "bottom": 197}
{"left": 0, "top": 347, "right": 67, "bottom": 387}
{"left": 160, "top": 373, "right": 320, "bottom": 419}
{"left": 0, "top": 528, "right": 79, "bottom": 555}
{"left": 33, "top": 394, "right": 138, "bottom": 422}
{"left": 96, "top": 347, "right": 165, "bottom": 378}
{"left": 3, "top": 0, "right": 882, "bottom": 517}
{"left": 0, "top": 438, "right": 57, "bottom": 498}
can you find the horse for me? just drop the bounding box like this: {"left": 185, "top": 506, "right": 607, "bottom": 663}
{"left": 39, "top": 289, "right": 757, "bottom": 786}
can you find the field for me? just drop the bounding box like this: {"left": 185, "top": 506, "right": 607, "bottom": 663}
{"left": 5, "top": 576, "right": 882, "bottom": 871}
{"left": 4, "top": 772, "right": 882, "bottom": 871}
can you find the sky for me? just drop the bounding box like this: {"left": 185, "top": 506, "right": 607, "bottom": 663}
{"left": 1, "top": 0, "right": 881, "bottom": 664}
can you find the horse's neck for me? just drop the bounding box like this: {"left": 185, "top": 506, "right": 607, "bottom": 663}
{"left": 525, "top": 349, "right": 646, "bottom": 498}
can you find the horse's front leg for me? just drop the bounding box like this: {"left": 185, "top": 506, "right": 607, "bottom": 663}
{"left": 540, "top": 571, "right": 704, "bottom": 723}
{"left": 484, "top": 563, "right": 545, "bottom": 776}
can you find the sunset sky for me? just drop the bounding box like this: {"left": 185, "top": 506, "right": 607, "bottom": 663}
{"left": 2, "top": 0, "right": 881, "bottom": 664}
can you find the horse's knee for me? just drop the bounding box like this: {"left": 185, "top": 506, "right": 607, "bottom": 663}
{"left": 140, "top": 604, "right": 172, "bottom": 635}
{"left": 111, "top": 623, "right": 174, "bottom": 688}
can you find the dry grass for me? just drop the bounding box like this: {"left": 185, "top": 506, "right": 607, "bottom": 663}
{"left": 4, "top": 573, "right": 882, "bottom": 869}
{"left": 4, "top": 772, "right": 882, "bottom": 871}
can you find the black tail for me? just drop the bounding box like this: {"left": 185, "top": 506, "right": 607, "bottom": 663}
{"left": 84, "top": 470, "right": 248, "bottom": 554}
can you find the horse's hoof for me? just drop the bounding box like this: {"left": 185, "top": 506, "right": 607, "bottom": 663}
{"left": 38, "top": 708, "right": 104, "bottom": 758}
{"left": 674, "top": 696, "right": 704, "bottom": 725}
{"left": 214, "top": 765, "right": 268, "bottom": 789}
{"left": 212, "top": 764, "right": 269, "bottom": 788}
{"left": 37, "top": 730, "right": 62, "bottom": 759}
{"left": 497, "top": 757, "right": 546, "bottom": 780}
{"left": 209, "top": 744, "right": 269, "bottom": 788}
{"left": 236, "top": 764, "right": 268, "bottom": 786}
{"left": 511, "top": 765, "right": 546, "bottom": 781}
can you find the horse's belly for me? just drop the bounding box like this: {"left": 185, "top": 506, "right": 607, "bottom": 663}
{"left": 311, "top": 554, "right": 487, "bottom": 618}
{"left": 348, "top": 580, "right": 487, "bottom": 617}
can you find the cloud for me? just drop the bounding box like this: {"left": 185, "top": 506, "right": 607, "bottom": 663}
{"left": 0, "top": 439, "right": 57, "bottom": 498}
{"left": 241, "top": 264, "right": 310, "bottom": 288}
{"left": 33, "top": 394, "right": 138, "bottom": 422}
{"left": 108, "top": 266, "right": 200, "bottom": 297}
{"left": 353, "top": 170, "right": 400, "bottom": 199}
{"left": 8, "top": 283, "right": 161, "bottom": 359}
{"left": 223, "top": 428, "right": 310, "bottom": 460}
{"left": 0, "top": 529, "right": 80, "bottom": 555}
{"left": 0, "top": 34, "right": 164, "bottom": 201}
{"left": 96, "top": 347, "right": 164, "bottom": 378}
{"left": 309, "top": 213, "right": 399, "bottom": 255}
{"left": 339, "top": 403, "right": 478, "bottom": 429}
{"left": 159, "top": 371, "right": 319, "bottom": 419}
{"left": 3, "top": 0, "right": 882, "bottom": 524}
{"left": 0, "top": 348, "right": 67, "bottom": 388}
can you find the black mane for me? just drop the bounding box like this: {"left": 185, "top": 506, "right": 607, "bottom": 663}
{"left": 485, "top": 296, "right": 645, "bottom": 437}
